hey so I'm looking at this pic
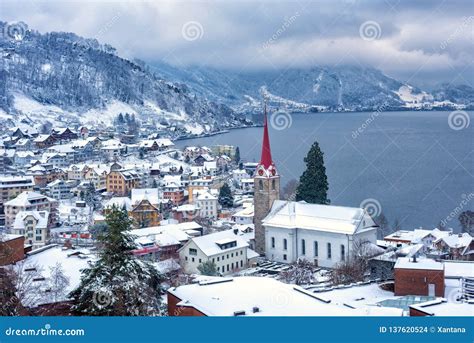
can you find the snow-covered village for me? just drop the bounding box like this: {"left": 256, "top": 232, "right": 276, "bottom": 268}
{"left": 0, "top": 107, "right": 472, "bottom": 318}
{"left": 0, "top": 4, "right": 473, "bottom": 341}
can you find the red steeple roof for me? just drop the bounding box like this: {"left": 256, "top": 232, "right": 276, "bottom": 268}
{"left": 260, "top": 104, "right": 273, "bottom": 169}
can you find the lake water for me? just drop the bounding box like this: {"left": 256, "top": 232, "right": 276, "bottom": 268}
{"left": 176, "top": 111, "right": 473, "bottom": 231}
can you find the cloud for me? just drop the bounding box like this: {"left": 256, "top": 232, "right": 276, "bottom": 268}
{"left": 0, "top": 0, "right": 472, "bottom": 86}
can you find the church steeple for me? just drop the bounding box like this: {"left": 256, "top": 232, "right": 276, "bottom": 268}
{"left": 253, "top": 103, "right": 280, "bottom": 255}
{"left": 256, "top": 104, "right": 278, "bottom": 177}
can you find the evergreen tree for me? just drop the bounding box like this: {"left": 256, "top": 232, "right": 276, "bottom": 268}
{"left": 234, "top": 146, "right": 241, "bottom": 164}
{"left": 197, "top": 261, "right": 218, "bottom": 276}
{"left": 69, "top": 206, "right": 163, "bottom": 316}
{"left": 218, "top": 183, "right": 234, "bottom": 208}
{"left": 459, "top": 210, "right": 474, "bottom": 235}
{"left": 295, "top": 141, "right": 330, "bottom": 204}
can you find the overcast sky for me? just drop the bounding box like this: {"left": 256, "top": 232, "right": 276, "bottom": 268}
{"left": 1, "top": 0, "right": 472, "bottom": 87}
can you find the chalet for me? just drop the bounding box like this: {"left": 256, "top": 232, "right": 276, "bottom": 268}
{"left": 13, "top": 210, "right": 50, "bottom": 250}
{"left": 51, "top": 127, "right": 78, "bottom": 142}
{"left": 434, "top": 233, "right": 473, "bottom": 261}
{"left": 34, "top": 134, "right": 56, "bottom": 149}
{"left": 130, "top": 198, "right": 161, "bottom": 228}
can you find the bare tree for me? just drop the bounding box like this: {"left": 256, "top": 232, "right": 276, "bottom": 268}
{"left": 329, "top": 239, "right": 380, "bottom": 285}
{"left": 0, "top": 267, "right": 21, "bottom": 316}
{"left": 8, "top": 262, "right": 45, "bottom": 308}
{"left": 47, "top": 263, "right": 70, "bottom": 303}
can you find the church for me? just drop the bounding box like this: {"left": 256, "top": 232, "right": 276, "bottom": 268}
{"left": 253, "top": 108, "right": 378, "bottom": 268}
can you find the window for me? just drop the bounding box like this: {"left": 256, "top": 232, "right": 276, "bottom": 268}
{"left": 240, "top": 260, "right": 243, "bottom": 267}
{"left": 231, "top": 253, "right": 234, "bottom": 257}
{"left": 217, "top": 256, "right": 220, "bottom": 261}
{"left": 327, "top": 243, "right": 332, "bottom": 259}
{"left": 240, "top": 251, "right": 243, "bottom": 255}
{"left": 271, "top": 237, "right": 275, "bottom": 248}
{"left": 341, "top": 245, "right": 345, "bottom": 261}
{"left": 189, "top": 248, "right": 197, "bottom": 256}
{"left": 192, "top": 257, "right": 195, "bottom": 262}
{"left": 314, "top": 241, "right": 318, "bottom": 257}
{"left": 301, "top": 239, "right": 306, "bottom": 255}
{"left": 271, "top": 179, "right": 276, "bottom": 190}
{"left": 227, "top": 264, "right": 229, "bottom": 271}
{"left": 283, "top": 254, "right": 287, "bottom": 261}
{"left": 231, "top": 263, "right": 234, "bottom": 269}
{"left": 283, "top": 238, "right": 287, "bottom": 250}
{"left": 259, "top": 180, "right": 263, "bottom": 191}
{"left": 199, "top": 259, "right": 202, "bottom": 263}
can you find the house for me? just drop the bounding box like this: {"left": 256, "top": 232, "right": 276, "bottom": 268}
{"left": 167, "top": 276, "right": 403, "bottom": 317}
{"left": 28, "top": 164, "right": 66, "bottom": 187}
{"left": 131, "top": 188, "right": 160, "bottom": 207}
{"left": 103, "top": 197, "right": 133, "bottom": 213}
{"left": 106, "top": 169, "right": 141, "bottom": 196}
{"left": 13, "top": 138, "right": 32, "bottom": 151}
{"left": 384, "top": 228, "right": 451, "bottom": 246}
{"left": 0, "top": 234, "right": 25, "bottom": 265}
{"left": 232, "top": 169, "right": 250, "bottom": 183}
{"left": 101, "top": 139, "right": 125, "bottom": 161}
{"left": 394, "top": 257, "right": 445, "bottom": 297}
{"left": 12, "top": 211, "right": 50, "bottom": 250}
{"left": 172, "top": 204, "right": 200, "bottom": 223}
{"left": 178, "top": 229, "right": 258, "bottom": 275}
{"left": 51, "top": 127, "right": 78, "bottom": 142}
{"left": 194, "top": 154, "right": 214, "bottom": 166}
{"left": 4, "top": 191, "right": 58, "bottom": 230}
{"left": 33, "top": 134, "right": 56, "bottom": 149}
{"left": 163, "top": 183, "right": 185, "bottom": 205}
{"left": 240, "top": 178, "right": 254, "bottom": 193}
{"left": 263, "top": 201, "right": 378, "bottom": 268}
{"left": 434, "top": 233, "right": 473, "bottom": 261}
{"left": 194, "top": 190, "right": 218, "bottom": 219}
{"left": 130, "top": 198, "right": 161, "bottom": 228}
{"left": 0, "top": 176, "right": 35, "bottom": 227}
{"left": 216, "top": 155, "right": 232, "bottom": 170}
{"left": 45, "top": 179, "right": 76, "bottom": 200}
{"left": 232, "top": 204, "right": 254, "bottom": 225}
{"left": 83, "top": 164, "right": 109, "bottom": 190}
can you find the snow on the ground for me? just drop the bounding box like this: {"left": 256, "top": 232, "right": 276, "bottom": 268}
{"left": 316, "top": 283, "right": 396, "bottom": 308}
{"left": 81, "top": 100, "right": 137, "bottom": 125}
{"left": 14, "top": 92, "right": 65, "bottom": 115}
{"left": 143, "top": 101, "right": 186, "bottom": 121}
{"left": 184, "top": 123, "right": 205, "bottom": 135}
{"left": 394, "top": 85, "right": 433, "bottom": 106}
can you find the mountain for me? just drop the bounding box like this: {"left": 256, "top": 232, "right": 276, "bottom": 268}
{"left": 0, "top": 21, "right": 246, "bottom": 136}
{"left": 152, "top": 63, "right": 473, "bottom": 115}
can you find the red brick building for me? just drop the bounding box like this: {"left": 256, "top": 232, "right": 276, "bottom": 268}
{"left": 394, "top": 257, "right": 445, "bottom": 297}
{"left": 0, "top": 234, "right": 25, "bottom": 266}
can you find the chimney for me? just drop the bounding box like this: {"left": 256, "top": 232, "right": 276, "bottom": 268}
{"left": 233, "top": 228, "right": 239, "bottom": 235}
{"left": 412, "top": 254, "right": 417, "bottom": 263}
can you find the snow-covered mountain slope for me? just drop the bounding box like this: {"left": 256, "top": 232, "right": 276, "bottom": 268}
{"left": 0, "top": 22, "right": 245, "bottom": 134}
{"left": 152, "top": 63, "right": 473, "bottom": 115}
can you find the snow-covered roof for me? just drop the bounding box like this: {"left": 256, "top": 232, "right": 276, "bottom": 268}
{"left": 410, "top": 299, "right": 474, "bottom": 316}
{"left": 5, "top": 191, "right": 56, "bottom": 207}
{"left": 13, "top": 211, "right": 49, "bottom": 230}
{"left": 195, "top": 190, "right": 217, "bottom": 201}
{"left": 436, "top": 233, "right": 472, "bottom": 249}
{"left": 168, "top": 276, "right": 403, "bottom": 316}
{"left": 263, "top": 200, "right": 377, "bottom": 235}
{"left": 233, "top": 205, "right": 254, "bottom": 218}
{"left": 0, "top": 175, "right": 34, "bottom": 188}
{"left": 385, "top": 228, "right": 451, "bottom": 242}
{"left": 104, "top": 197, "right": 132, "bottom": 211}
{"left": 443, "top": 261, "right": 474, "bottom": 278}
{"left": 0, "top": 233, "right": 23, "bottom": 242}
{"left": 185, "top": 229, "right": 249, "bottom": 257}
{"left": 131, "top": 188, "right": 160, "bottom": 205}
{"left": 395, "top": 257, "right": 444, "bottom": 271}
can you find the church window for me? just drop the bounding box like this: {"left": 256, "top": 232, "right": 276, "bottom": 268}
{"left": 341, "top": 245, "right": 345, "bottom": 261}
{"left": 327, "top": 243, "right": 332, "bottom": 259}
{"left": 283, "top": 238, "right": 287, "bottom": 250}
{"left": 301, "top": 239, "right": 306, "bottom": 255}
{"left": 314, "top": 241, "right": 318, "bottom": 257}
{"left": 271, "top": 179, "right": 276, "bottom": 190}
{"left": 259, "top": 180, "right": 263, "bottom": 191}
{"left": 271, "top": 237, "right": 275, "bottom": 248}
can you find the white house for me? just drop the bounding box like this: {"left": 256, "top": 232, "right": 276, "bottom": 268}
{"left": 178, "top": 229, "right": 259, "bottom": 275}
{"left": 194, "top": 190, "right": 218, "bottom": 219}
{"left": 263, "top": 201, "right": 378, "bottom": 268}
{"left": 232, "top": 204, "right": 254, "bottom": 225}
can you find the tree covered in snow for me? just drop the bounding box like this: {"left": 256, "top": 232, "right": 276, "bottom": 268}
{"left": 69, "top": 205, "right": 163, "bottom": 316}
{"left": 197, "top": 261, "right": 218, "bottom": 276}
{"left": 218, "top": 183, "right": 234, "bottom": 208}
{"left": 295, "top": 141, "right": 330, "bottom": 205}
{"left": 47, "top": 263, "right": 70, "bottom": 303}
{"left": 280, "top": 259, "right": 317, "bottom": 285}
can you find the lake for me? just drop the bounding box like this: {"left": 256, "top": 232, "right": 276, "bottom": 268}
{"left": 176, "top": 111, "right": 473, "bottom": 231}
